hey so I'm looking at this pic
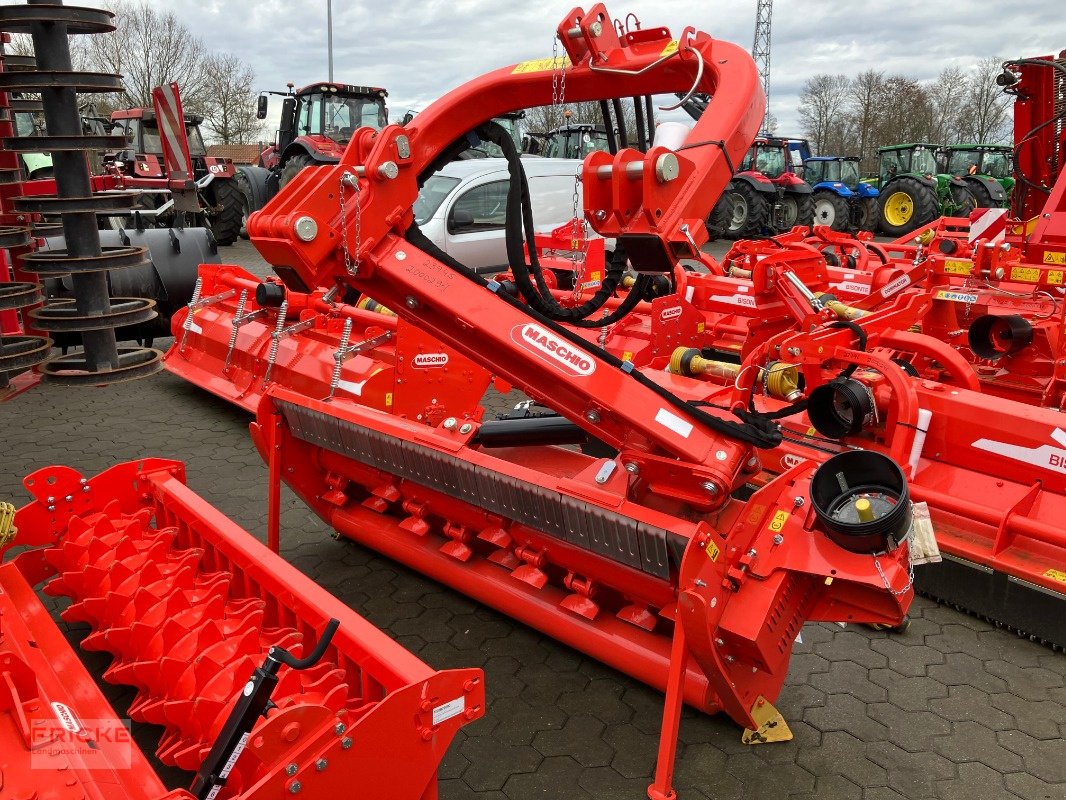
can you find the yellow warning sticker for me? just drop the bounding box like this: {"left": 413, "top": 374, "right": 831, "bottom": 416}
{"left": 943, "top": 259, "right": 972, "bottom": 275}
{"left": 512, "top": 56, "right": 569, "bottom": 74}
{"left": 768, "top": 510, "right": 789, "bottom": 533}
{"left": 706, "top": 540, "right": 720, "bottom": 562}
{"left": 1048, "top": 271, "right": 1064, "bottom": 286}
{"left": 1045, "top": 568, "right": 1066, "bottom": 584}
{"left": 661, "top": 40, "right": 679, "bottom": 56}
{"left": 696, "top": 322, "right": 705, "bottom": 333}
{"left": 1043, "top": 251, "right": 1066, "bottom": 265}
{"left": 622, "top": 351, "right": 633, "bottom": 362}
{"left": 385, "top": 392, "right": 393, "bottom": 407}
{"left": 1010, "top": 266, "right": 1042, "bottom": 283}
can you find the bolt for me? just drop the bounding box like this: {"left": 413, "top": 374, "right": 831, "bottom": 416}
{"left": 82, "top": 485, "right": 91, "bottom": 493}
{"left": 286, "top": 763, "right": 298, "bottom": 777}
{"left": 788, "top": 347, "right": 801, "bottom": 356}
{"left": 334, "top": 723, "right": 346, "bottom": 736}
{"left": 773, "top": 534, "right": 784, "bottom": 546}
{"left": 459, "top": 423, "right": 473, "bottom": 435}
{"left": 694, "top": 579, "right": 707, "bottom": 587}
{"left": 395, "top": 250, "right": 407, "bottom": 261}
{"left": 715, "top": 450, "right": 728, "bottom": 461}
{"left": 725, "top": 655, "right": 736, "bottom": 664}
{"left": 405, "top": 296, "right": 419, "bottom": 309}
{"left": 715, "top": 638, "right": 725, "bottom": 647}
{"left": 595, "top": 210, "right": 607, "bottom": 220}
{"left": 47, "top": 505, "right": 55, "bottom": 512}
{"left": 46, "top": 496, "right": 54, "bottom": 504}
{"left": 586, "top": 409, "right": 600, "bottom": 423}
{"left": 64, "top": 495, "right": 73, "bottom": 502}
{"left": 289, "top": 781, "right": 302, "bottom": 794}
{"left": 589, "top": 20, "right": 603, "bottom": 36}
{"left": 341, "top": 737, "right": 353, "bottom": 749}
{"left": 794, "top": 496, "right": 804, "bottom": 508}
{"left": 746, "top": 456, "right": 759, "bottom": 469}
{"left": 702, "top": 481, "right": 719, "bottom": 496}
{"left": 624, "top": 462, "right": 639, "bottom": 475}
{"left": 443, "top": 417, "right": 457, "bottom": 431}
{"left": 315, "top": 759, "right": 328, "bottom": 772}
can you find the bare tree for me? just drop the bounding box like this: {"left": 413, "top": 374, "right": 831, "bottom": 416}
{"left": 927, "top": 66, "right": 969, "bottom": 144}
{"left": 201, "top": 52, "right": 261, "bottom": 144}
{"left": 959, "top": 57, "right": 1011, "bottom": 143}
{"left": 847, "top": 69, "right": 885, "bottom": 172}
{"left": 797, "top": 73, "right": 850, "bottom": 154}
{"left": 524, "top": 99, "right": 643, "bottom": 142}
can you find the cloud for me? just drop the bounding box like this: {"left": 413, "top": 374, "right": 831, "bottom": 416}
{"left": 148, "top": 0, "right": 1061, "bottom": 140}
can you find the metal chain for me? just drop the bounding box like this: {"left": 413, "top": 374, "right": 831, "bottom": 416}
{"left": 339, "top": 171, "right": 361, "bottom": 276}
{"left": 873, "top": 553, "right": 914, "bottom": 597}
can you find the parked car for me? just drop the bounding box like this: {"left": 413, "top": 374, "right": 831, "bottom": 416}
{"left": 414, "top": 157, "right": 606, "bottom": 273}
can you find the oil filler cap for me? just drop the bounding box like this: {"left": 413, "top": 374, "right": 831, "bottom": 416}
{"left": 810, "top": 451, "right": 911, "bottom": 554}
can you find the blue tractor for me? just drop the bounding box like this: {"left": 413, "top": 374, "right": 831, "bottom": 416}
{"left": 804, "top": 156, "right": 880, "bottom": 232}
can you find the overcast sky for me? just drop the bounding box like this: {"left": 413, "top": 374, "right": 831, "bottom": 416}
{"left": 155, "top": 0, "right": 1062, "bottom": 140}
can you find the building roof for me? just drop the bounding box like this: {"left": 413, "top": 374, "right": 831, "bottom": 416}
{"left": 206, "top": 144, "right": 262, "bottom": 164}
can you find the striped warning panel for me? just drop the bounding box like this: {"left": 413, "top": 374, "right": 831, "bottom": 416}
{"left": 151, "top": 82, "right": 192, "bottom": 179}
{"left": 968, "top": 207, "right": 1007, "bottom": 244}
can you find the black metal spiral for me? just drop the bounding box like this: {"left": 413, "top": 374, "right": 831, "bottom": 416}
{"left": 0, "top": 1, "right": 162, "bottom": 385}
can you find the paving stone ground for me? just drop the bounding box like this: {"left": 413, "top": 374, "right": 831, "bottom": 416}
{"left": 2, "top": 241, "right": 1064, "bottom": 800}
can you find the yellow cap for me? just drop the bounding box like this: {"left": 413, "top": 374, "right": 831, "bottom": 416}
{"left": 855, "top": 497, "right": 874, "bottom": 522}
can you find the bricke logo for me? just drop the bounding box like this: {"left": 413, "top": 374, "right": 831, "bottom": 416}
{"left": 879, "top": 275, "right": 910, "bottom": 298}
{"left": 511, "top": 323, "right": 596, "bottom": 377}
{"left": 413, "top": 353, "right": 449, "bottom": 369}
{"left": 660, "top": 306, "right": 683, "bottom": 321}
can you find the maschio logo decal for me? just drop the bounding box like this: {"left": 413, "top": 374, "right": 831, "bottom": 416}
{"left": 511, "top": 323, "right": 596, "bottom": 377}
{"left": 413, "top": 353, "right": 449, "bottom": 369}
{"left": 781, "top": 454, "right": 807, "bottom": 469}
{"left": 660, "top": 306, "right": 683, "bottom": 321}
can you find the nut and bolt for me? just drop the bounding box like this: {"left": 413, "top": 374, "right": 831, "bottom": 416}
{"left": 443, "top": 417, "right": 457, "bottom": 431}
{"left": 773, "top": 534, "right": 784, "bottom": 546}
{"left": 694, "top": 579, "right": 707, "bottom": 587}
{"left": 624, "top": 462, "right": 639, "bottom": 475}
{"left": 787, "top": 347, "right": 801, "bottom": 356}
{"left": 289, "top": 781, "right": 302, "bottom": 794}
{"left": 405, "top": 296, "right": 420, "bottom": 309}
{"left": 725, "top": 655, "right": 736, "bottom": 664}
{"left": 286, "top": 763, "right": 298, "bottom": 777}
{"left": 585, "top": 409, "right": 601, "bottom": 423}
{"left": 341, "top": 737, "right": 353, "bottom": 749}
{"left": 334, "top": 722, "right": 346, "bottom": 735}
{"left": 702, "top": 481, "right": 719, "bottom": 496}
{"left": 794, "top": 496, "right": 804, "bottom": 508}
{"left": 315, "top": 759, "right": 328, "bottom": 772}
{"left": 459, "top": 423, "right": 473, "bottom": 435}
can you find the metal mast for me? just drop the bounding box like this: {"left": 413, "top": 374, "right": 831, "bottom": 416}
{"left": 752, "top": 0, "right": 772, "bottom": 132}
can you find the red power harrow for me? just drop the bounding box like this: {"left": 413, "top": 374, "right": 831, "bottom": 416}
{"left": 0, "top": 459, "right": 483, "bottom": 800}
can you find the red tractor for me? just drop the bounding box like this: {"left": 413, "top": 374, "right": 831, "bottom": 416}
{"left": 104, "top": 95, "right": 244, "bottom": 245}
{"left": 710, "top": 136, "right": 815, "bottom": 239}
{"left": 237, "top": 82, "right": 389, "bottom": 218}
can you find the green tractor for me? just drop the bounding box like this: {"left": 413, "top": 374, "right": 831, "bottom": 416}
{"left": 937, "top": 144, "right": 1014, "bottom": 209}
{"left": 876, "top": 143, "right": 978, "bottom": 237}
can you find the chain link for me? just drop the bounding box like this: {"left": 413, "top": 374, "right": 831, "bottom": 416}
{"left": 873, "top": 552, "right": 915, "bottom": 597}
{"left": 339, "top": 172, "right": 361, "bottom": 276}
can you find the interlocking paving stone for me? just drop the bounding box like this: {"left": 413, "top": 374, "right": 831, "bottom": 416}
{"left": 4, "top": 243, "right": 1064, "bottom": 800}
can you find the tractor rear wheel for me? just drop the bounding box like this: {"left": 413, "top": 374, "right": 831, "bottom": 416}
{"left": 207, "top": 179, "right": 243, "bottom": 246}
{"left": 967, "top": 181, "right": 995, "bottom": 208}
{"left": 724, "top": 182, "right": 770, "bottom": 239}
{"left": 878, "top": 177, "right": 938, "bottom": 237}
{"left": 949, "top": 184, "right": 978, "bottom": 217}
{"left": 279, "top": 154, "right": 316, "bottom": 188}
{"left": 777, "top": 192, "right": 814, "bottom": 233}
{"left": 236, "top": 166, "right": 270, "bottom": 239}
{"left": 706, "top": 192, "right": 735, "bottom": 241}
{"left": 856, "top": 197, "right": 879, "bottom": 231}
{"left": 812, "top": 190, "right": 850, "bottom": 231}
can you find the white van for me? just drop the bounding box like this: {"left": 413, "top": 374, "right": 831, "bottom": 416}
{"left": 413, "top": 157, "right": 602, "bottom": 274}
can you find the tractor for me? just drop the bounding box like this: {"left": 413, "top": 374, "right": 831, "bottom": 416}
{"left": 938, "top": 143, "right": 1014, "bottom": 209}
{"left": 804, "top": 155, "right": 880, "bottom": 232}
{"left": 104, "top": 105, "right": 244, "bottom": 244}
{"left": 709, "top": 136, "right": 814, "bottom": 239}
{"left": 876, "top": 143, "right": 977, "bottom": 237}
{"left": 524, "top": 121, "right": 612, "bottom": 159}
{"left": 238, "top": 82, "right": 389, "bottom": 217}
{"left": 11, "top": 103, "right": 52, "bottom": 179}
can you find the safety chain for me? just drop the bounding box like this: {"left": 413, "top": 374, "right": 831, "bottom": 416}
{"left": 873, "top": 551, "right": 914, "bottom": 597}
{"left": 339, "top": 171, "right": 362, "bottom": 276}
{"left": 550, "top": 35, "right": 568, "bottom": 117}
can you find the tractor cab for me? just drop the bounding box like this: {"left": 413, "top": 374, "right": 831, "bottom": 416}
{"left": 937, "top": 144, "right": 1014, "bottom": 209}
{"left": 257, "top": 82, "right": 389, "bottom": 172}
{"left": 108, "top": 108, "right": 209, "bottom": 172}
{"left": 877, "top": 143, "right": 939, "bottom": 187}
{"left": 804, "top": 156, "right": 863, "bottom": 190}
{"left": 527, "top": 123, "right": 610, "bottom": 159}
{"left": 739, "top": 138, "right": 792, "bottom": 179}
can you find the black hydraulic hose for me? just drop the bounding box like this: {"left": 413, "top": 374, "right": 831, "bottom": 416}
{"left": 612, "top": 98, "right": 628, "bottom": 149}
{"left": 599, "top": 101, "right": 619, "bottom": 154}
{"left": 632, "top": 96, "right": 647, "bottom": 152}
{"left": 270, "top": 619, "right": 339, "bottom": 669}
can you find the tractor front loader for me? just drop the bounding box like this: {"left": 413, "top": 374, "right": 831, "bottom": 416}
{"left": 0, "top": 459, "right": 484, "bottom": 800}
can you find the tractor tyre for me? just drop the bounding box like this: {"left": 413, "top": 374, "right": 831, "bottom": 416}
{"left": 966, "top": 181, "right": 996, "bottom": 209}
{"left": 207, "top": 179, "right": 243, "bottom": 246}
{"left": 724, "top": 181, "right": 770, "bottom": 240}
{"left": 706, "top": 192, "right": 735, "bottom": 241}
{"left": 856, "top": 197, "right": 880, "bottom": 232}
{"left": 812, "top": 190, "right": 851, "bottom": 231}
{"left": 236, "top": 166, "right": 270, "bottom": 239}
{"left": 279, "top": 153, "right": 316, "bottom": 188}
{"left": 878, "top": 177, "right": 938, "bottom": 237}
{"left": 777, "top": 192, "right": 814, "bottom": 233}
{"left": 949, "top": 184, "right": 978, "bottom": 217}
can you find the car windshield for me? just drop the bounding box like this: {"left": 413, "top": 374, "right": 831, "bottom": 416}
{"left": 544, "top": 128, "right": 608, "bottom": 159}
{"left": 14, "top": 112, "right": 38, "bottom": 137}
{"left": 141, "top": 120, "right": 207, "bottom": 156}
{"left": 413, "top": 175, "right": 460, "bottom": 225}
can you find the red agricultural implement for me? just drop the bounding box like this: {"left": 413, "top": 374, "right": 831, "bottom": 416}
{"left": 0, "top": 459, "right": 483, "bottom": 800}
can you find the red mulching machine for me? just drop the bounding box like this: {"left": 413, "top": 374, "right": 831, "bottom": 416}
{"left": 235, "top": 8, "right": 921, "bottom": 798}
{"left": 0, "top": 459, "right": 483, "bottom": 800}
